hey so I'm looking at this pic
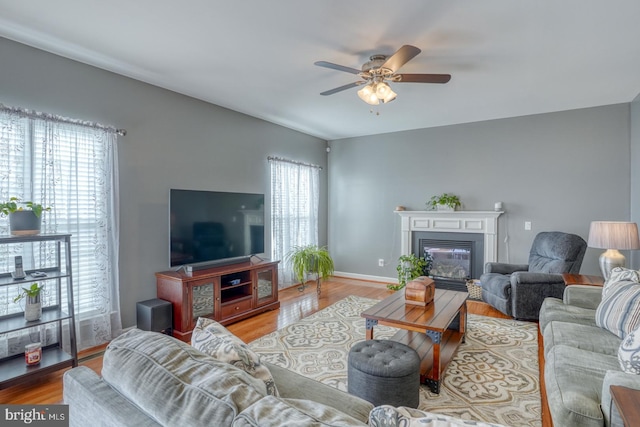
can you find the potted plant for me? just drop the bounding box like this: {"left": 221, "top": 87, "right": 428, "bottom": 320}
{"left": 426, "top": 193, "right": 462, "bottom": 212}
{"left": 0, "top": 197, "right": 51, "bottom": 235}
{"left": 387, "top": 253, "right": 432, "bottom": 291}
{"left": 285, "top": 245, "right": 335, "bottom": 294}
{"left": 14, "top": 282, "right": 44, "bottom": 321}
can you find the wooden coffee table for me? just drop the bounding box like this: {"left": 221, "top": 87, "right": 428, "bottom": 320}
{"left": 361, "top": 288, "right": 468, "bottom": 393}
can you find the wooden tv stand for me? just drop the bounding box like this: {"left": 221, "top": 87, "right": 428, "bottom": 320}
{"left": 156, "top": 259, "right": 280, "bottom": 342}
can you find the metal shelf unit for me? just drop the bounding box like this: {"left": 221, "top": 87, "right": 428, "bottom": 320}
{"left": 0, "top": 233, "right": 77, "bottom": 389}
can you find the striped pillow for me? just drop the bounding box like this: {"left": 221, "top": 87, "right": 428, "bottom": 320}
{"left": 596, "top": 281, "right": 640, "bottom": 339}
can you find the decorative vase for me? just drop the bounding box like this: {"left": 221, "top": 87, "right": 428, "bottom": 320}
{"left": 436, "top": 204, "right": 455, "bottom": 212}
{"left": 9, "top": 211, "right": 41, "bottom": 236}
{"left": 24, "top": 294, "right": 42, "bottom": 322}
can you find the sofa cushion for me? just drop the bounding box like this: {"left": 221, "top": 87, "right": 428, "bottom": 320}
{"left": 102, "top": 329, "right": 267, "bottom": 427}
{"left": 368, "top": 406, "right": 507, "bottom": 427}
{"left": 543, "top": 320, "right": 621, "bottom": 357}
{"left": 539, "top": 297, "right": 597, "bottom": 335}
{"left": 191, "top": 317, "right": 278, "bottom": 396}
{"left": 544, "top": 344, "right": 620, "bottom": 427}
{"left": 264, "top": 361, "right": 374, "bottom": 423}
{"left": 232, "top": 396, "right": 367, "bottom": 427}
{"left": 603, "top": 267, "right": 640, "bottom": 298}
{"left": 562, "top": 285, "right": 604, "bottom": 310}
{"left": 619, "top": 324, "right": 640, "bottom": 374}
{"left": 595, "top": 280, "right": 640, "bottom": 339}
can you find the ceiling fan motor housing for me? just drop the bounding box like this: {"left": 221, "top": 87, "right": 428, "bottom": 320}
{"left": 361, "top": 55, "right": 393, "bottom": 77}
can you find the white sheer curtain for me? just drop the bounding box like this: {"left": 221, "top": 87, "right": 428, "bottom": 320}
{"left": 269, "top": 157, "right": 320, "bottom": 288}
{"left": 0, "top": 105, "right": 122, "bottom": 352}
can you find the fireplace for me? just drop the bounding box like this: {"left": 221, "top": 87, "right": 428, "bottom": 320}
{"left": 395, "top": 211, "right": 503, "bottom": 291}
{"left": 413, "top": 231, "right": 484, "bottom": 292}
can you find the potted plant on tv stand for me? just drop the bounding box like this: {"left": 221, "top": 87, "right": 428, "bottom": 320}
{"left": 286, "top": 245, "right": 335, "bottom": 295}
{"left": 0, "top": 197, "right": 51, "bottom": 236}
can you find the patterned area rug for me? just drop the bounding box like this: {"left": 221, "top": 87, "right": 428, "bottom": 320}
{"left": 249, "top": 295, "right": 541, "bottom": 427}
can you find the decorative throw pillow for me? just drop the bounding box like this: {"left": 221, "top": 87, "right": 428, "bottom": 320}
{"left": 368, "top": 406, "right": 507, "bottom": 427}
{"left": 596, "top": 281, "right": 640, "bottom": 339}
{"left": 191, "top": 317, "right": 279, "bottom": 396}
{"left": 603, "top": 267, "right": 640, "bottom": 298}
{"left": 619, "top": 324, "right": 640, "bottom": 374}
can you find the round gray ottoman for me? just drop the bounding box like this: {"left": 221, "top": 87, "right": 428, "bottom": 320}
{"left": 347, "top": 339, "right": 420, "bottom": 408}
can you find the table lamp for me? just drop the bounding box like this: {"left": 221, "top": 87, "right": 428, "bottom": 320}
{"left": 587, "top": 221, "right": 640, "bottom": 279}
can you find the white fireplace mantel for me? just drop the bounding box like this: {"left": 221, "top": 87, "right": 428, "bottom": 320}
{"left": 395, "top": 210, "right": 503, "bottom": 264}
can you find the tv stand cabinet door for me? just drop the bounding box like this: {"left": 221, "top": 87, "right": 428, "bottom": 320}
{"left": 254, "top": 264, "right": 278, "bottom": 307}
{"left": 188, "top": 277, "right": 221, "bottom": 329}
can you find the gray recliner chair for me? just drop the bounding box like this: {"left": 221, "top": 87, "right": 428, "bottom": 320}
{"left": 480, "top": 231, "right": 587, "bottom": 320}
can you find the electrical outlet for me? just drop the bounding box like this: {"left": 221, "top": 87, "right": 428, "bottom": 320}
{"left": 524, "top": 221, "right": 532, "bottom": 231}
{"left": 378, "top": 259, "right": 385, "bottom": 267}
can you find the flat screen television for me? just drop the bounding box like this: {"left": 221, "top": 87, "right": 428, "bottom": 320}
{"left": 169, "top": 189, "right": 265, "bottom": 268}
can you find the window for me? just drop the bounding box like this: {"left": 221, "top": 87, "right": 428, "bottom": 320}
{"left": 0, "top": 106, "right": 121, "bottom": 350}
{"left": 269, "top": 157, "right": 320, "bottom": 287}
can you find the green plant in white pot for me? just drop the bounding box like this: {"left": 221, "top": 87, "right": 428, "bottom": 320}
{"left": 14, "top": 282, "right": 44, "bottom": 321}
{"left": 285, "top": 245, "right": 335, "bottom": 294}
{"left": 426, "top": 193, "right": 462, "bottom": 212}
{"left": 0, "top": 197, "right": 51, "bottom": 236}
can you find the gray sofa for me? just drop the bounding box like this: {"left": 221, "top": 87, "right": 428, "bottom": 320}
{"left": 64, "top": 328, "right": 507, "bottom": 427}
{"left": 539, "top": 285, "right": 640, "bottom": 427}
{"left": 64, "top": 329, "right": 374, "bottom": 427}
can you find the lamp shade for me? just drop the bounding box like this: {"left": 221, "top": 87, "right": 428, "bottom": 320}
{"left": 587, "top": 221, "right": 640, "bottom": 250}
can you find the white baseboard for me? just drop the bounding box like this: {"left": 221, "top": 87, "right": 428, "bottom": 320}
{"left": 333, "top": 271, "right": 398, "bottom": 285}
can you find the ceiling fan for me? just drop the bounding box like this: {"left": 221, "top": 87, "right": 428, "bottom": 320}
{"left": 314, "top": 45, "right": 451, "bottom": 105}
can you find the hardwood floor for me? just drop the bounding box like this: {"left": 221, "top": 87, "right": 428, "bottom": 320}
{"left": 0, "top": 277, "right": 550, "bottom": 427}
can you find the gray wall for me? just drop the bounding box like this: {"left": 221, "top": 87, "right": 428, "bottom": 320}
{"left": 328, "top": 104, "right": 631, "bottom": 280}
{"left": 631, "top": 95, "right": 640, "bottom": 269}
{"left": 0, "top": 38, "right": 328, "bottom": 329}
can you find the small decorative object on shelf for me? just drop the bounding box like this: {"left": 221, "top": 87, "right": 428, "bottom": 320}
{"left": 25, "top": 342, "right": 42, "bottom": 366}
{"left": 426, "top": 193, "right": 462, "bottom": 212}
{"left": 405, "top": 276, "right": 435, "bottom": 306}
{"left": 14, "top": 282, "right": 44, "bottom": 321}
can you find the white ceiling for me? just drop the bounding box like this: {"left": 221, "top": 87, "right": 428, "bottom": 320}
{"left": 1, "top": 1, "right": 640, "bottom": 141}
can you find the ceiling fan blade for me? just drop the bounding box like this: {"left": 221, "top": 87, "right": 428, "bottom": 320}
{"left": 314, "top": 61, "right": 361, "bottom": 75}
{"left": 381, "top": 45, "right": 421, "bottom": 73}
{"left": 320, "top": 81, "right": 364, "bottom": 96}
{"left": 395, "top": 73, "right": 451, "bottom": 84}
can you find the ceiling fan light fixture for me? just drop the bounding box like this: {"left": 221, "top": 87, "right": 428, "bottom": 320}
{"left": 375, "top": 82, "right": 390, "bottom": 97}
{"left": 315, "top": 44, "right": 451, "bottom": 106}
{"left": 357, "top": 84, "right": 379, "bottom": 105}
{"left": 379, "top": 84, "right": 397, "bottom": 103}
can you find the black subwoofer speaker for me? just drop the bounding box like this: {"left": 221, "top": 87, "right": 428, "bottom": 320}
{"left": 136, "top": 298, "right": 173, "bottom": 334}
